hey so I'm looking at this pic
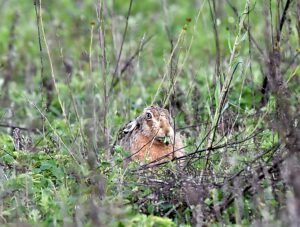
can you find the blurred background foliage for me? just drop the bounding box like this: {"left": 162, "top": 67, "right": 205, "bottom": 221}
{"left": 0, "top": 0, "right": 299, "bottom": 225}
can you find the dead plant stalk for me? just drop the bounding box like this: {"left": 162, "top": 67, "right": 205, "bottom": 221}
{"left": 38, "top": 0, "right": 66, "bottom": 120}
{"left": 97, "top": 0, "right": 109, "bottom": 149}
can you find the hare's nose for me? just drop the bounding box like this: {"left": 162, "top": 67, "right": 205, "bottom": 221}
{"left": 164, "top": 128, "right": 170, "bottom": 136}
{"left": 163, "top": 126, "right": 171, "bottom": 136}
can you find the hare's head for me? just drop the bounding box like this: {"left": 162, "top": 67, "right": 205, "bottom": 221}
{"left": 124, "top": 106, "right": 175, "bottom": 144}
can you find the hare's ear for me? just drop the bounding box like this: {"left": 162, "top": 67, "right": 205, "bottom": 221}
{"left": 123, "top": 118, "right": 139, "bottom": 133}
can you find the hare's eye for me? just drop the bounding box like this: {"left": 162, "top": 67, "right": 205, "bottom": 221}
{"left": 146, "top": 112, "right": 152, "bottom": 119}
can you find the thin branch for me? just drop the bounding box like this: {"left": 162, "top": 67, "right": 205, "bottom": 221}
{"left": 120, "top": 35, "right": 153, "bottom": 75}
{"left": 135, "top": 128, "right": 262, "bottom": 171}
{"left": 2, "top": 11, "right": 19, "bottom": 89}
{"left": 34, "top": 0, "right": 44, "bottom": 91}
{"left": 208, "top": 0, "right": 221, "bottom": 87}
{"left": 279, "top": 0, "right": 293, "bottom": 34}
{"left": 0, "top": 123, "right": 39, "bottom": 133}
{"left": 110, "top": 0, "right": 133, "bottom": 92}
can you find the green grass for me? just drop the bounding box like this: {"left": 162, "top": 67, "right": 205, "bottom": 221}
{"left": 0, "top": 0, "right": 299, "bottom": 226}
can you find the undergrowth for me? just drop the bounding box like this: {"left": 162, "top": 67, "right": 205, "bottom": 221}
{"left": 0, "top": 0, "right": 299, "bottom": 226}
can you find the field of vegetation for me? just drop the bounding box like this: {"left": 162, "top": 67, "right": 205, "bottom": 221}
{"left": 0, "top": 0, "right": 299, "bottom": 226}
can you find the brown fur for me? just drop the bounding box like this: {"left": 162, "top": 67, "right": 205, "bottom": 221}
{"left": 119, "top": 106, "right": 184, "bottom": 164}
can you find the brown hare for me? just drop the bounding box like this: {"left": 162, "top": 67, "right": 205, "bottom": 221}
{"left": 119, "top": 106, "right": 184, "bottom": 165}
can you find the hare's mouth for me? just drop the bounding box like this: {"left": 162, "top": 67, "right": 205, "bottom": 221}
{"left": 155, "top": 136, "right": 171, "bottom": 145}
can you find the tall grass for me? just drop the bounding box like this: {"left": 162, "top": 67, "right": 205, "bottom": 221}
{"left": 0, "top": 0, "right": 299, "bottom": 225}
